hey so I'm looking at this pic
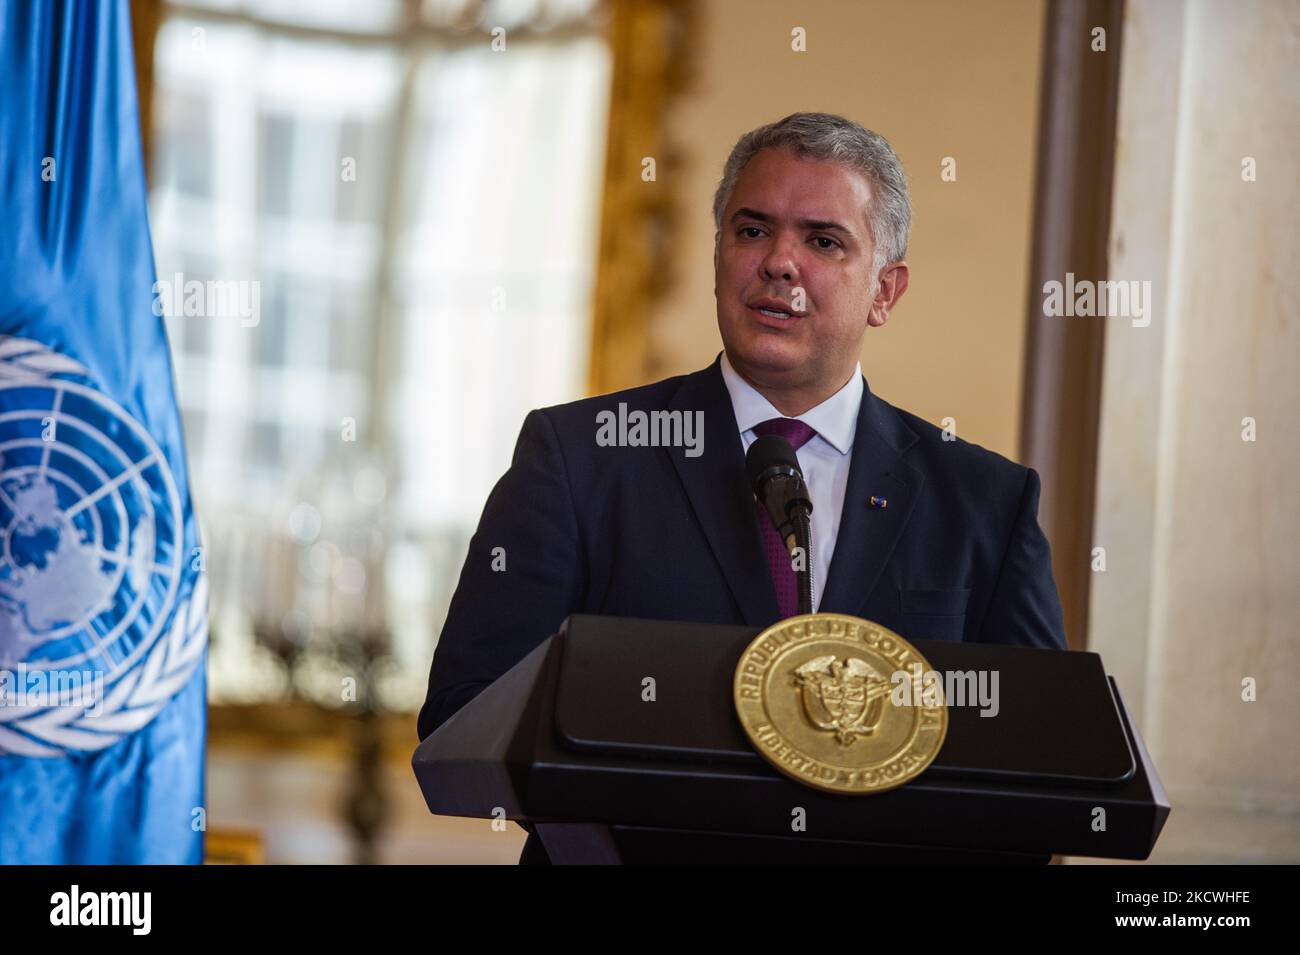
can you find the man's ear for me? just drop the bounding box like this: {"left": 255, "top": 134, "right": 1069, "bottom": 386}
{"left": 713, "top": 233, "right": 719, "bottom": 296}
{"left": 867, "top": 261, "right": 910, "bottom": 328}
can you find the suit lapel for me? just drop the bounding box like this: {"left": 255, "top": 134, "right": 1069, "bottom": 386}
{"left": 818, "top": 382, "right": 925, "bottom": 617}
{"left": 665, "top": 356, "right": 780, "bottom": 626}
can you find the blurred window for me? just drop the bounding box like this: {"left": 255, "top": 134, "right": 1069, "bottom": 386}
{"left": 149, "top": 0, "right": 611, "bottom": 709}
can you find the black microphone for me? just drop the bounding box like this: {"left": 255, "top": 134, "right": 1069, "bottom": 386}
{"left": 745, "top": 435, "right": 814, "bottom": 615}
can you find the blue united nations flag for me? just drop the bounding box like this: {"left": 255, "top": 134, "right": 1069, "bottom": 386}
{"left": 0, "top": 0, "right": 207, "bottom": 863}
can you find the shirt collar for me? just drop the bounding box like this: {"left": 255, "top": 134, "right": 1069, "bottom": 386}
{"left": 719, "top": 350, "right": 863, "bottom": 455}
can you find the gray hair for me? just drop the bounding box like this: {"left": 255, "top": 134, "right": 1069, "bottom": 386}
{"left": 711, "top": 112, "right": 911, "bottom": 274}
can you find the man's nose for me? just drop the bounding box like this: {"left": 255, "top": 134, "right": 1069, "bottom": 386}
{"left": 759, "top": 237, "right": 800, "bottom": 284}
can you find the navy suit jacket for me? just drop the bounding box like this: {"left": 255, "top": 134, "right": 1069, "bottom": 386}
{"left": 417, "top": 353, "right": 1066, "bottom": 742}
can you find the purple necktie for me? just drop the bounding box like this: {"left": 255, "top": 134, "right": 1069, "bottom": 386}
{"left": 751, "top": 417, "right": 817, "bottom": 619}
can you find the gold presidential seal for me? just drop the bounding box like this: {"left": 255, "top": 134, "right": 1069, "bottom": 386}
{"left": 733, "top": 613, "right": 948, "bottom": 794}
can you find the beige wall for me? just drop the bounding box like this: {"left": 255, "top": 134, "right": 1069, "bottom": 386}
{"left": 1087, "top": 0, "right": 1299, "bottom": 862}
{"left": 648, "top": 0, "right": 1045, "bottom": 460}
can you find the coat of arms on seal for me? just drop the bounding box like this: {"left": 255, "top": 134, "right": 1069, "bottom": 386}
{"left": 792, "top": 655, "right": 892, "bottom": 745}
{"left": 733, "top": 613, "right": 947, "bottom": 794}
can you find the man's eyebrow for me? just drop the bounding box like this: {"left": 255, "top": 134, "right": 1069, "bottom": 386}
{"left": 730, "top": 207, "right": 856, "bottom": 236}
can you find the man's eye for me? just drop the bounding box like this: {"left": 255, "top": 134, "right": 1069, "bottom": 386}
{"left": 739, "top": 227, "right": 763, "bottom": 238}
{"left": 813, "top": 236, "right": 840, "bottom": 250}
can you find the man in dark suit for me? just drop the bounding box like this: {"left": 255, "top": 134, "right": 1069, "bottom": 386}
{"left": 417, "top": 112, "right": 1066, "bottom": 862}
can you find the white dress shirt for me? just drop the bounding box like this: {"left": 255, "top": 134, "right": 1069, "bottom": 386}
{"left": 719, "top": 350, "right": 864, "bottom": 612}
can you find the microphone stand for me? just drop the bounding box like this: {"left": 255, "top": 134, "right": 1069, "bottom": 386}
{"left": 780, "top": 509, "right": 811, "bottom": 621}
{"left": 789, "top": 508, "right": 813, "bottom": 616}
{"left": 747, "top": 438, "right": 816, "bottom": 618}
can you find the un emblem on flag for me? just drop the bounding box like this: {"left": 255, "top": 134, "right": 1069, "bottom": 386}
{"left": 0, "top": 337, "right": 206, "bottom": 756}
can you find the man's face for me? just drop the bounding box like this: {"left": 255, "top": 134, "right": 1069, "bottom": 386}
{"left": 714, "top": 146, "right": 885, "bottom": 394}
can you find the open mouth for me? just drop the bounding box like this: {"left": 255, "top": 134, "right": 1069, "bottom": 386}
{"left": 749, "top": 304, "right": 802, "bottom": 323}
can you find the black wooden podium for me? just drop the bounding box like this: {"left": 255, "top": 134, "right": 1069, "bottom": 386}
{"left": 412, "top": 615, "right": 1169, "bottom": 864}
